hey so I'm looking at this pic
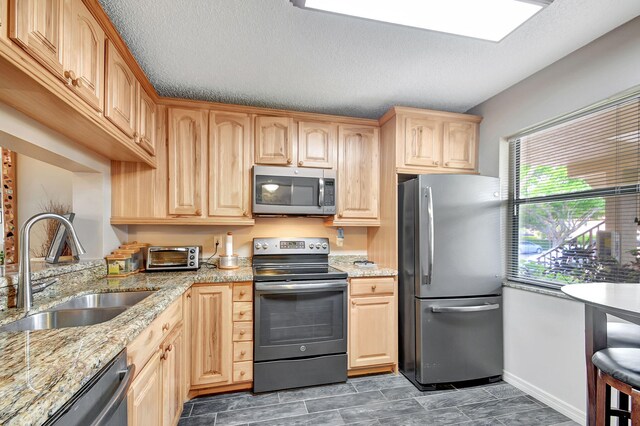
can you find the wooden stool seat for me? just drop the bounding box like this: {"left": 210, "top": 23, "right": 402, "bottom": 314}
{"left": 592, "top": 348, "right": 640, "bottom": 425}
{"left": 608, "top": 323, "right": 640, "bottom": 349}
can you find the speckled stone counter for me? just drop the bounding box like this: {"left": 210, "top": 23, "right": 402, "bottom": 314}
{"left": 0, "top": 257, "right": 395, "bottom": 425}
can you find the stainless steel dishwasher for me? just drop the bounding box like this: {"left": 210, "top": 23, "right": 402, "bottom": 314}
{"left": 44, "top": 349, "right": 134, "bottom": 426}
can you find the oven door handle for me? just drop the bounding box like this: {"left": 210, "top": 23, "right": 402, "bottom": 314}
{"left": 255, "top": 281, "right": 347, "bottom": 292}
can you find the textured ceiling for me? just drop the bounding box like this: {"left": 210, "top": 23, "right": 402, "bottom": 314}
{"left": 98, "top": 0, "right": 640, "bottom": 119}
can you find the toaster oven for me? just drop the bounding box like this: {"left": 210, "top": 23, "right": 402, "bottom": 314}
{"left": 146, "top": 246, "right": 201, "bottom": 271}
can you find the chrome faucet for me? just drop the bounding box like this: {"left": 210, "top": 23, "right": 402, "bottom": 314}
{"left": 17, "top": 213, "right": 86, "bottom": 312}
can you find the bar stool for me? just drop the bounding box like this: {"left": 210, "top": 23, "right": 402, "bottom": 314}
{"left": 592, "top": 348, "right": 640, "bottom": 425}
{"left": 608, "top": 323, "right": 640, "bottom": 348}
{"left": 607, "top": 322, "right": 640, "bottom": 413}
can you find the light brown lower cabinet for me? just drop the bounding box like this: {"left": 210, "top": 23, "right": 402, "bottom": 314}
{"left": 190, "top": 282, "right": 254, "bottom": 392}
{"left": 128, "top": 349, "right": 162, "bottom": 426}
{"left": 348, "top": 278, "right": 397, "bottom": 371}
{"left": 127, "top": 324, "right": 184, "bottom": 426}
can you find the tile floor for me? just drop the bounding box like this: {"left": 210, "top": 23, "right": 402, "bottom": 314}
{"left": 179, "top": 373, "right": 579, "bottom": 426}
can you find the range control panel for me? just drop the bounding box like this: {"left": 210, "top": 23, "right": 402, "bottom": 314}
{"left": 253, "top": 237, "right": 330, "bottom": 255}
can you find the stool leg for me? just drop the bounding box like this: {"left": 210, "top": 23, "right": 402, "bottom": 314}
{"left": 604, "top": 385, "right": 611, "bottom": 426}
{"left": 596, "top": 370, "right": 607, "bottom": 426}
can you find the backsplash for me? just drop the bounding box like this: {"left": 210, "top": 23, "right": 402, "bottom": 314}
{"left": 124, "top": 217, "right": 368, "bottom": 257}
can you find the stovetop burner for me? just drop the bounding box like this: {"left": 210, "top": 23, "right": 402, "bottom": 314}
{"left": 252, "top": 237, "right": 348, "bottom": 282}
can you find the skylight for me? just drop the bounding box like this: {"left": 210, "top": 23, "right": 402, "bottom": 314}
{"left": 291, "top": 0, "right": 552, "bottom": 42}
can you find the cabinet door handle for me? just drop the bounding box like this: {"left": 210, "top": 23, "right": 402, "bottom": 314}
{"left": 434, "top": 161, "right": 439, "bottom": 166}
{"left": 72, "top": 77, "right": 82, "bottom": 88}
{"left": 287, "top": 158, "right": 292, "bottom": 164}
{"left": 195, "top": 209, "right": 202, "bottom": 216}
{"left": 162, "top": 323, "right": 170, "bottom": 332}
{"left": 64, "top": 70, "right": 76, "bottom": 82}
{"left": 186, "top": 292, "right": 191, "bottom": 299}
{"left": 160, "top": 351, "right": 167, "bottom": 361}
{"left": 166, "top": 344, "right": 173, "bottom": 352}
{"left": 243, "top": 210, "right": 248, "bottom": 216}
{"left": 352, "top": 300, "right": 356, "bottom": 306}
{"left": 445, "top": 162, "right": 450, "bottom": 166}
{"left": 298, "top": 161, "right": 303, "bottom": 166}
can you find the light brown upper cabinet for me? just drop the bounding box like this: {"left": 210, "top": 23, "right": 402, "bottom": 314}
{"left": 1, "top": 0, "right": 8, "bottom": 39}
{"left": 64, "top": 0, "right": 104, "bottom": 111}
{"left": 136, "top": 83, "right": 156, "bottom": 156}
{"left": 403, "top": 116, "right": 442, "bottom": 168}
{"left": 443, "top": 121, "right": 477, "bottom": 170}
{"left": 105, "top": 39, "right": 136, "bottom": 137}
{"left": 209, "top": 112, "right": 252, "bottom": 219}
{"left": 335, "top": 125, "right": 380, "bottom": 224}
{"left": 388, "top": 107, "right": 481, "bottom": 174}
{"left": 297, "top": 121, "right": 337, "bottom": 169}
{"left": 168, "top": 108, "right": 207, "bottom": 216}
{"left": 10, "top": 0, "right": 105, "bottom": 111}
{"left": 10, "top": 0, "right": 65, "bottom": 79}
{"left": 254, "top": 116, "right": 294, "bottom": 165}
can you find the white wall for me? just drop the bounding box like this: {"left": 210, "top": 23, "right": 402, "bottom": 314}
{"left": 502, "top": 288, "right": 586, "bottom": 423}
{"left": 467, "top": 16, "right": 640, "bottom": 426}
{"left": 0, "top": 102, "right": 123, "bottom": 258}
{"left": 16, "top": 155, "right": 73, "bottom": 257}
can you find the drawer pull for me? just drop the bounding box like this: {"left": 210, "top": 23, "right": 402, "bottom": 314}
{"left": 371, "top": 285, "right": 377, "bottom": 291}
{"left": 240, "top": 370, "right": 246, "bottom": 376}
{"left": 240, "top": 350, "right": 246, "bottom": 356}
{"left": 239, "top": 330, "right": 245, "bottom": 335}
{"left": 239, "top": 290, "right": 246, "bottom": 296}
{"left": 239, "top": 311, "right": 246, "bottom": 316}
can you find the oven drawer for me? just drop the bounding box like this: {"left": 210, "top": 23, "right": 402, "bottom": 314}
{"left": 350, "top": 278, "right": 395, "bottom": 296}
{"left": 233, "top": 302, "right": 253, "bottom": 321}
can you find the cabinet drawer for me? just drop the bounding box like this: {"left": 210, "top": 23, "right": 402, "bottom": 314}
{"left": 233, "top": 322, "right": 253, "bottom": 341}
{"left": 233, "top": 361, "right": 253, "bottom": 382}
{"left": 233, "top": 283, "right": 253, "bottom": 302}
{"left": 127, "top": 297, "right": 182, "bottom": 374}
{"left": 233, "top": 302, "right": 253, "bottom": 322}
{"left": 350, "top": 278, "right": 395, "bottom": 296}
{"left": 233, "top": 342, "right": 253, "bottom": 362}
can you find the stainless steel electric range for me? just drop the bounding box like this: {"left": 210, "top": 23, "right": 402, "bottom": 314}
{"left": 252, "top": 237, "right": 348, "bottom": 393}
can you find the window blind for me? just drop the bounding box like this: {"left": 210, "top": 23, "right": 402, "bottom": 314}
{"left": 508, "top": 95, "right": 640, "bottom": 287}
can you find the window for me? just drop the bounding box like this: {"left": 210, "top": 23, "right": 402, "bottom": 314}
{"left": 508, "top": 92, "right": 640, "bottom": 287}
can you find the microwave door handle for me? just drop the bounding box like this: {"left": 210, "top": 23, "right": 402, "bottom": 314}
{"left": 318, "top": 178, "right": 325, "bottom": 208}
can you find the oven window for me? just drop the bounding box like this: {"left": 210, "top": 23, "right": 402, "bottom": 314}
{"left": 259, "top": 292, "right": 344, "bottom": 346}
{"left": 255, "top": 176, "right": 319, "bottom": 207}
{"left": 149, "top": 251, "right": 188, "bottom": 266}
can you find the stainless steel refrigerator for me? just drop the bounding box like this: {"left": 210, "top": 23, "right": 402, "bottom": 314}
{"left": 398, "top": 174, "right": 503, "bottom": 389}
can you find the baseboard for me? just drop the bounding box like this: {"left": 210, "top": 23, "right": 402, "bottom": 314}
{"left": 502, "top": 371, "right": 586, "bottom": 425}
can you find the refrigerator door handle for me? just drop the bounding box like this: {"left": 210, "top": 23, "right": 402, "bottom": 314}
{"left": 420, "top": 186, "right": 434, "bottom": 285}
{"left": 431, "top": 304, "right": 500, "bottom": 313}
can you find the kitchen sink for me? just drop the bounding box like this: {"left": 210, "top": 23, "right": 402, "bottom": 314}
{"left": 50, "top": 291, "right": 155, "bottom": 310}
{"left": 0, "top": 307, "right": 128, "bottom": 332}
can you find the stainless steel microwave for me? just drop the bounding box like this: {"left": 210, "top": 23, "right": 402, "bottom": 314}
{"left": 253, "top": 165, "right": 336, "bottom": 216}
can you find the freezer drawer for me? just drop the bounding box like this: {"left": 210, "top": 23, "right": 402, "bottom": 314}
{"left": 415, "top": 296, "right": 503, "bottom": 385}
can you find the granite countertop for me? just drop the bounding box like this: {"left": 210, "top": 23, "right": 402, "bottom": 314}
{"left": 0, "top": 258, "right": 396, "bottom": 425}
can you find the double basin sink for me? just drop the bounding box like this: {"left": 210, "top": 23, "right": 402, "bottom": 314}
{"left": 0, "top": 291, "right": 155, "bottom": 333}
